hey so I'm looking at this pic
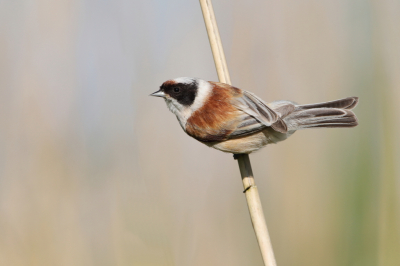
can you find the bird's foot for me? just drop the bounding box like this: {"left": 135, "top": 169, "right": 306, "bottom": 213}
{"left": 233, "top": 154, "right": 241, "bottom": 160}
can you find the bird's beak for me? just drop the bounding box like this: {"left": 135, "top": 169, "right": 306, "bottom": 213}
{"left": 150, "top": 90, "right": 166, "bottom": 98}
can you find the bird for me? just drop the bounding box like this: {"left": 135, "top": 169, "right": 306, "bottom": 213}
{"left": 151, "top": 77, "right": 358, "bottom": 154}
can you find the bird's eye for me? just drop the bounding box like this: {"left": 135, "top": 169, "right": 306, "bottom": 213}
{"left": 173, "top": 87, "right": 180, "bottom": 93}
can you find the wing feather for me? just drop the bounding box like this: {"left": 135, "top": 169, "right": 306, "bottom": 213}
{"left": 229, "top": 115, "right": 267, "bottom": 137}
{"left": 232, "top": 91, "right": 278, "bottom": 125}
{"left": 231, "top": 91, "right": 288, "bottom": 134}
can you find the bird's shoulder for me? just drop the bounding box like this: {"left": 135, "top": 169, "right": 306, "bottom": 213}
{"left": 184, "top": 82, "right": 243, "bottom": 142}
{"left": 208, "top": 81, "right": 243, "bottom": 98}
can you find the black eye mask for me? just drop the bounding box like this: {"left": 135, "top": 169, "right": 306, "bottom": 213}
{"left": 162, "top": 81, "right": 198, "bottom": 107}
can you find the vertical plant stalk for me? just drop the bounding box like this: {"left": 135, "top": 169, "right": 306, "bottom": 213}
{"left": 199, "top": 1, "right": 277, "bottom": 265}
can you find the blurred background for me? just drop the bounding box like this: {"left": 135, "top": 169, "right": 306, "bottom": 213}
{"left": 0, "top": 0, "right": 399, "bottom": 265}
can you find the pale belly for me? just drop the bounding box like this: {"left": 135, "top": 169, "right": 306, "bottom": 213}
{"left": 203, "top": 128, "right": 295, "bottom": 154}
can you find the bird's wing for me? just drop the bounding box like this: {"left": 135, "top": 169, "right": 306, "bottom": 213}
{"left": 228, "top": 113, "right": 268, "bottom": 138}
{"left": 185, "top": 83, "right": 288, "bottom": 142}
{"left": 230, "top": 90, "right": 288, "bottom": 135}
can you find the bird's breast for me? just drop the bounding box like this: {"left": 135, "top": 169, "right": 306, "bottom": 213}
{"left": 185, "top": 88, "right": 239, "bottom": 142}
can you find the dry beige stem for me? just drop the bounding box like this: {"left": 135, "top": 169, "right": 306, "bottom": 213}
{"left": 199, "top": 1, "right": 277, "bottom": 265}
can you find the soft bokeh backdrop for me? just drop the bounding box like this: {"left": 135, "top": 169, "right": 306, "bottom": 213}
{"left": 0, "top": 0, "right": 399, "bottom": 265}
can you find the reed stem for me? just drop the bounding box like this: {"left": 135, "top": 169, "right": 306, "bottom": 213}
{"left": 199, "top": 1, "right": 277, "bottom": 265}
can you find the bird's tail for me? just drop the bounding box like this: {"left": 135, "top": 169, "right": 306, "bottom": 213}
{"left": 283, "top": 97, "right": 359, "bottom": 131}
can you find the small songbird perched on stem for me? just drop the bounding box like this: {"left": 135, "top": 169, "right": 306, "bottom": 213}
{"left": 151, "top": 77, "right": 358, "bottom": 154}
